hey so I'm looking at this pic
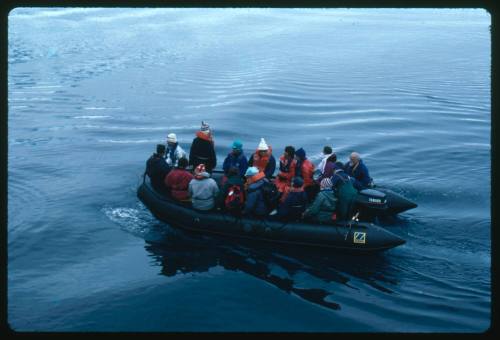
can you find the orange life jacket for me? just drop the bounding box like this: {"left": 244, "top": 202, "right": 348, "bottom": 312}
{"left": 245, "top": 171, "right": 266, "bottom": 189}
{"left": 195, "top": 131, "right": 213, "bottom": 144}
{"left": 277, "top": 155, "right": 296, "bottom": 182}
{"left": 251, "top": 146, "right": 273, "bottom": 172}
{"left": 300, "top": 159, "right": 315, "bottom": 187}
{"left": 275, "top": 156, "right": 296, "bottom": 193}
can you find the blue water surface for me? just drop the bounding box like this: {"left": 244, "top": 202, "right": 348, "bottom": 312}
{"left": 7, "top": 8, "right": 491, "bottom": 332}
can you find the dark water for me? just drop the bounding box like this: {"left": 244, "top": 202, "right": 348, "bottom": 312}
{"left": 7, "top": 8, "right": 491, "bottom": 332}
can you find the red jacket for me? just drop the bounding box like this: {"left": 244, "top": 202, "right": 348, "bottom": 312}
{"left": 165, "top": 168, "right": 194, "bottom": 201}
{"left": 300, "top": 159, "right": 315, "bottom": 187}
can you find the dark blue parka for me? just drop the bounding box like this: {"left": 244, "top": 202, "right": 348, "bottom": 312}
{"left": 243, "top": 178, "right": 268, "bottom": 217}
{"left": 330, "top": 170, "right": 354, "bottom": 189}
{"left": 344, "top": 159, "right": 372, "bottom": 190}
{"left": 278, "top": 189, "right": 308, "bottom": 221}
{"left": 145, "top": 153, "right": 171, "bottom": 193}
{"left": 222, "top": 152, "right": 248, "bottom": 177}
{"left": 331, "top": 170, "right": 358, "bottom": 221}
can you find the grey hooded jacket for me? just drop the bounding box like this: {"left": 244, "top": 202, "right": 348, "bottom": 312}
{"left": 303, "top": 189, "right": 337, "bottom": 224}
{"left": 188, "top": 172, "right": 219, "bottom": 211}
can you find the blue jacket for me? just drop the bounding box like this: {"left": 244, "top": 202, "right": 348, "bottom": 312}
{"left": 278, "top": 190, "right": 308, "bottom": 221}
{"left": 145, "top": 153, "right": 171, "bottom": 193}
{"left": 265, "top": 156, "right": 277, "bottom": 178}
{"left": 344, "top": 159, "right": 372, "bottom": 190}
{"left": 243, "top": 179, "right": 268, "bottom": 217}
{"left": 223, "top": 152, "right": 248, "bottom": 177}
{"left": 331, "top": 170, "right": 355, "bottom": 191}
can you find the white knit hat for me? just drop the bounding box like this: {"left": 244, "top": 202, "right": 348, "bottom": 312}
{"left": 257, "top": 138, "right": 268, "bottom": 151}
{"left": 167, "top": 133, "right": 177, "bottom": 143}
{"left": 200, "top": 121, "right": 210, "bottom": 132}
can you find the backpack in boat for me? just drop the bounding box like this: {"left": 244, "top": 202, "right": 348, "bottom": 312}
{"left": 261, "top": 180, "right": 280, "bottom": 210}
{"left": 224, "top": 184, "right": 244, "bottom": 211}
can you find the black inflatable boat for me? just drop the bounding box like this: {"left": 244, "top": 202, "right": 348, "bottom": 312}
{"left": 137, "top": 180, "right": 406, "bottom": 252}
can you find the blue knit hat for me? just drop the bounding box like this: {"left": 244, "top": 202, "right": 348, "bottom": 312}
{"left": 232, "top": 139, "right": 243, "bottom": 151}
{"left": 296, "top": 148, "right": 306, "bottom": 160}
{"left": 245, "top": 166, "right": 259, "bottom": 177}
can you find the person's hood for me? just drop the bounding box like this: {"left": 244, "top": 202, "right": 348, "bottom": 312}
{"left": 195, "top": 171, "right": 210, "bottom": 179}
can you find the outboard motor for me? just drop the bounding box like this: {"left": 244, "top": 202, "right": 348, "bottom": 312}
{"left": 355, "top": 189, "right": 388, "bottom": 221}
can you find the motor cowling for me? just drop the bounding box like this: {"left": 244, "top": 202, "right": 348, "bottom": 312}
{"left": 355, "top": 189, "right": 388, "bottom": 211}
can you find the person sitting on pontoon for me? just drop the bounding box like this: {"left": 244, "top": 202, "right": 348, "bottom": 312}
{"left": 188, "top": 163, "right": 219, "bottom": 211}
{"left": 344, "top": 152, "right": 373, "bottom": 190}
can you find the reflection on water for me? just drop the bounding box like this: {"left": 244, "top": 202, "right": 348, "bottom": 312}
{"left": 144, "top": 226, "right": 401, "bottom": 311}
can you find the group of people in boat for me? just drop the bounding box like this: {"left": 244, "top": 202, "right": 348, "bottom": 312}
{"left": 144, "top": 121, "right": 374, "bottom": 224}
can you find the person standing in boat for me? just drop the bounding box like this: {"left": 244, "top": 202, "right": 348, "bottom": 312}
{"left": 294, "top": 147, "right": 317, "bottom": 202}
{"left": 344, "top": 151, "right": 373, "bottom": 190}
{"left": 315, "top": 145, "right": 337, "bottom": 181}
{"left": 302, "top": 177, "right": 337, "bottom": 224}
{"left": 189, "top": 121, "right": 217, "bottom": 173}
{"left": 275, "top": 146, "right": 296, "bottom": 194}
{"left": 242, "top": 166, "right": 268, "bottom": 218}
{"left": 320, "top": 154, "right": 338, "bottom": 179}
{"left": 317, "top": 146, "right": 336, "bottom": 175}
{"left": 144, "top": 144, "right": 171, "bottom": 193}
{"left": 222, "top": 139, "right": 248, "bottom": 178}
{"left": 247, "top": 138, "right": 276, "bottom": 179}
{"left": 165, "top": 133, "right": 187, "bottom": 168}
{"left": 277, "top": 176, "right": 308, "bottom": 221}
{"left": 330, "top": 162, "right": 358, "bottom": 222}
{"left": 188, "top": 164, "right": 219, "bottom": 211}
{"left": 164, "top": 157, "right": 193, "bottom": 202}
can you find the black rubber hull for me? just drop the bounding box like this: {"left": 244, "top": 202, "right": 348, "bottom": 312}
{"left": 137, "top": 182, "right": 406, "bottom": 252}
{"left": 377, "top": 188, "right": 418, "bottom": 214}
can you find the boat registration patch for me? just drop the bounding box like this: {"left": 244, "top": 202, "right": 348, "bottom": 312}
{"left": 353, "top": 232, "right": 366, "bottom": 244}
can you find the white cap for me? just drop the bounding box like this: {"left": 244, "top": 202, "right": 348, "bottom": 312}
{"left": 167, "top": 133, "right": 177, "bottom": 143}
{"left": 257, "top": 138, "right": 268, "bottom": 151}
